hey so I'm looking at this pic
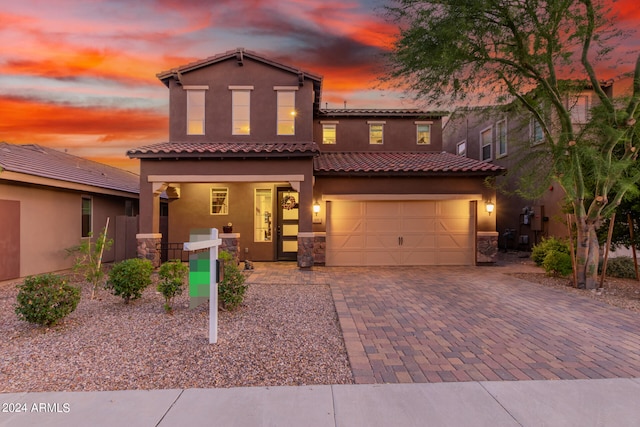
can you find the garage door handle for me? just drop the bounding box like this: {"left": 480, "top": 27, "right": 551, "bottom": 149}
{"left": 399, "top": 236, "right": 404, "bottom": 246}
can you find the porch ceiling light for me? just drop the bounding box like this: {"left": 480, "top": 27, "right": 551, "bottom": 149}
{"left": 485, "top": 199, "right": 495, "bottom": 215}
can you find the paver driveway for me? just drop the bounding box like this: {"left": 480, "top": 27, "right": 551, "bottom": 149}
{"left": 247, "top": 263, "right": 640, "bottom": 384}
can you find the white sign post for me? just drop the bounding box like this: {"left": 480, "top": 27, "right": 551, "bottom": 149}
{"left": 183, "top": 228, "right": 222, "bottom": 344}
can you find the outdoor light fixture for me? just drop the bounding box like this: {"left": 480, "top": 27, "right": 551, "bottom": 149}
{"left": 485, "top": 199, "right": 495, "bottom": 215}
{"left": 313, "top": 202, "right": 321, "bottom": 215}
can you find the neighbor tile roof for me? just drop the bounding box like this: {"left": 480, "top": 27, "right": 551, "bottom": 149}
{"left": 0, "top": 143, "right": 139, "bottom": 194}
{"left": 314, "top": 152, "right": 505, "bottom": 175}
{"left": 127, "top": 141, "right": 319, "bottom": 158}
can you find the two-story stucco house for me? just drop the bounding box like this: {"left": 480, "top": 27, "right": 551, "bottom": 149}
{"left": 128, "top": 48, "right": 504, "bottom": 268}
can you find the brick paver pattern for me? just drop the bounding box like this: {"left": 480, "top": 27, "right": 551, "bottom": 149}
{"left": 248, "top": 264, "right": 640, "bottom": 384}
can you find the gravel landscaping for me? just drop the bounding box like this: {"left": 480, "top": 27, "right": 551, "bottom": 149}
{"left": 0, "top": 274, "right": 353, "bottom": 393}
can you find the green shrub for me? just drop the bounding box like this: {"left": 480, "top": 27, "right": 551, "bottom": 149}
{"left": 542, "top": 251, "right": 573, "bottom": 277}
{"left": 106, "top": 258, "right": 153, "bottom": 304}
{"left": 157, "top": 260, "right": 188, "bottom": 313}
{"left": 66, "top": 227, "right": 113, "bottom": 300}
{"left": 532, "top": 237, "right": 570, "bottom": 266}
{"left": 218, "top": 250, "right": 247, "bottom": 311}
{"left": 601, "top": 256, "right": 637, "bottom": 279}
{"left": 15, "top": 274, "right": 81, "bottom": 326}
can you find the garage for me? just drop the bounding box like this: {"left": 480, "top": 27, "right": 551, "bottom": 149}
{"left": 326, "top": 199, "right": 475, "bottom": 266}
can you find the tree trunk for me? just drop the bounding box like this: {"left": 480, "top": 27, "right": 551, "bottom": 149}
{"left": 575, "top": 218, "right": 599, "bottom": 289}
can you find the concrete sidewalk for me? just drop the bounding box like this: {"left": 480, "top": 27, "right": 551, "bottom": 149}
{"left": 2, "top": 378, "right": 640, "bottom": 426}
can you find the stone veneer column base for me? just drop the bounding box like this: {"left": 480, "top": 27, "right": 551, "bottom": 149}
{"left": 220, "top": 233, "right": 240, "bottom": 264}
{"left": 477, "top": 231, "right": 499, "bottom": 264}
{"left": 136, "top": 233, "right": 162, "bottom": 268}
{"left": 297, "top": 232, "right": 315, "bottom": 268}
{"left": 313, "top": 232, "right": 326, "bottom": 265}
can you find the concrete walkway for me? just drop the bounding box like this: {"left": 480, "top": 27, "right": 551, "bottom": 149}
{"left": 2, "top": 378, "right": 640, "bottom": 426}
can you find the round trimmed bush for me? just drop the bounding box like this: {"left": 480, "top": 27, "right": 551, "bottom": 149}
{"left": 532, "top": 237, "right": 570, "bottom": 266}
{"left": 15, "top": 274, "right": 81, "bottom": 326}
{"left": 106, "top": 258, "right": 153, "bottom": 304}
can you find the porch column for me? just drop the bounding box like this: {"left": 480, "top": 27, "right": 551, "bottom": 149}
{"left": 297, "top": 175, "right": 314, "bottom": 268}
{"left": 136, "top": 179, "right": 162, "bottom": 267}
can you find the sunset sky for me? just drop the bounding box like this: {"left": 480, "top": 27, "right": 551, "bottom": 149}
{"left": 1, "top": 0, "right": 638, "bottom": 173}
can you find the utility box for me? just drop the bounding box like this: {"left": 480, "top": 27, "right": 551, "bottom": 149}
{"left": 531, "top": 205, "right": 543, "bottom": 231}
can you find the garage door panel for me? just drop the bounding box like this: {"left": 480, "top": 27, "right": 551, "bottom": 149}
{"left": 365, "top": 201, "right": 401, "bottom": 217}
{"left": 366, "top": 219, "right": 401, "bottom": 233}
{"left": 402, "top": 218, "right": 436, "bottom": 233}
{"left": 329, "top": 218, "right": 364, "bottom": 234}
{"left": 439, "top": 200, "right": 471, "bottom": 216}
{"left": 403, "top": 201, "right": 436, "bottom": 216}
{"left": 365, "top": 250, "right": 402, "bottom": 266}
{"left": 365, "top": 233, "right": 399, "bottom": 249}
{"left": 329, "top": 234, "right": 365, "bottom": 250}
{"left": 327, "top": 250, "right": 363, "bottom": 266}
{"left": 437, "top": 218, "right": 472, "bottom": 232}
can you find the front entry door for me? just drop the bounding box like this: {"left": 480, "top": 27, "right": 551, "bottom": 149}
{"left": 277, "top": 189, "right": 299, "bottom": 261}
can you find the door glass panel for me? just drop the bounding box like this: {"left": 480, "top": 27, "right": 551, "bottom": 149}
{"left": 282, "top": 240, "right": 298, "bottom": 252}
{"left": 283, "top": 224, "right": 298, "bottom": 236}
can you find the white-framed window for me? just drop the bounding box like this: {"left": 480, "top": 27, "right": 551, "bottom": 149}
{"left": 530, "top": 118, "right": 544, "bottom": 145}
{"left": 456, "top": 140, "right": 467, "bottom": 157}
{"left": 416, "top": 122, "right": 432, "bottom": 145}
{"left": 231, "top": 88, "right": 251, "bottom": 135}
{"left": 496, "top": 119, "right": 507, "bottom": 157}
{"left": 570, "top": 94, "right": 590, "bottom": 124}
{"left": 81, "top": 196, "right": 92, "bottom": 237}
{"left": 276, "top": 90, "right": 296, "bottom": 135}
{"left": 254, "top": 188, "right": 273, "bottom": 242}
{"left": 322, "top": 123, "right": 337, "bottom": 144}
{"left": 480, "top": 126, "right": 492, "bottom": 161}
{"left": 187, "top": 89, "right": 206, "bottom": 135}
{"left": 368, "top": 122, "right": 385, "bottom": 144}
{"left": 210, "top": 188, "right": 229, "bottom": 215}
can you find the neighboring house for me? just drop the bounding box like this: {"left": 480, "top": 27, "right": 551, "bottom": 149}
{"left": 127, "top": 48, "right": 504, "bottom": 268}
{"left": 443, "top": 77, "right": 629, "bottom": 251}
{"left": 0, "top": 143, "right": 140, "bottom": 281}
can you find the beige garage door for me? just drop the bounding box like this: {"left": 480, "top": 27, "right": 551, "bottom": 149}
{"left": 326, "top": 200, "right": 474, "bottom": 266}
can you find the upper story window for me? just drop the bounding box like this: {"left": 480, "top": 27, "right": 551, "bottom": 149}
{"left": 275, "top": 87, "right": 297, "bottom": 135}
{"left": 210, "top": 188, "right": 229, "bottom": 215}
{"left": 570, "top": 94, "right": 590, "bottom": 124}
{"left": 496, "top": 119, "right": 507, "bottom": 157}
{"left": 456, "top": 140, "right": 467, "bottom": 157}
{"left": 480, "top": 127, "right": 492, "bottom": 161}
{"left": 368, "top": 121, "right": 385, "bottom": 144}
{"left": 321, "top": 122, "right": 337, "bottom": 144}
{"left": 415, "top": 122, "right": 432, "bottom": 145}
{"left": 530, "top": 118, "right": 544, "bottom": 146}
{"left": 231, "top": 86, "right": 253, "bottom": 135}
{"left": 186, "top": 87, "right": 207, "bottom": 135}
{"left": 81, "top": 196, "right": 92, "bottom": 238}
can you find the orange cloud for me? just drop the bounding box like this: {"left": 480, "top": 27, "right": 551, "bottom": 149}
{"left": 0, "top": 96, "right": 167, "bottom": 145}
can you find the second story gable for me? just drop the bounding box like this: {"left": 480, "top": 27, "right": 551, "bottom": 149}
{"left": 157, "top": 48, "right": 322, "bottom": 143}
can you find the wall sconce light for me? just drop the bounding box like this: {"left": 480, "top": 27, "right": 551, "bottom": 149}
{"left": 485, "top": 199, "right": 495, "bottom": 215}
{"left": 313, "top": 202, "right": 321, "bottom": 216}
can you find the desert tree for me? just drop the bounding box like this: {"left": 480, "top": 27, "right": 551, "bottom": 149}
{"left": 384, "top": 0, "right": 640, "bottom": 289}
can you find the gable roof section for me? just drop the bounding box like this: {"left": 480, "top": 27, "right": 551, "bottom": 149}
{"left": 157, "top": 48, "right": 323, "bottom": 88}
{"left": 128, "top": 141, "right": 319, "bottom": 159}
{"left": 0, "top": 142, "right": 139, "bottom": 195}
{"left": 314, "top": 152, "right": 505, "bottom": 176}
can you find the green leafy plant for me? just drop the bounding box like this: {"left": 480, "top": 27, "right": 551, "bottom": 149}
{"left": 66, "top": 224, "right": 113, "bottom": 300}
{"left": 15, "top": 274, "right": 81, "bottom": 326}
{"left": 157, "top": 259, "right": 188, "bottom": 313}
{"left": 532, "top": 237, "right": 570, "bottom": 266}
{"left": 218, "top": 250, "right": 247, "bottom": 311}
{"left": 600, "top": 256, "right": 638, "bottom": 279}
{"left": 543, "top": 251, "right": 573, "bottom": 277}
{"left": 106, "top": 258, "right": 153, "bottom": 304}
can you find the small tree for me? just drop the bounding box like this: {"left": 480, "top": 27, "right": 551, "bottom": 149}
{"left": 15, "top": 274, "right": 81, "bottom": 326}
{"left": 157, "top": 260, "right": 188, "bottom": 313}
{"left": 67, "top": 223, "right": 113, "bottom": 299}
{"left": 106, "top": 258, "right": 153, "bottom": 304}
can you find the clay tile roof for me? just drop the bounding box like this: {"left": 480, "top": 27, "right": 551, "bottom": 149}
{"left": 0, "top": 142, "right": 139, "bottom": 194}
{"left": 127, "top": 141, "right": 319, "bottom": 158}
{"left": 314, "top": 152, "right": 505, "bottom": 176}
{"left": 318, "top": 109, "right": 448, "bottom": 118}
